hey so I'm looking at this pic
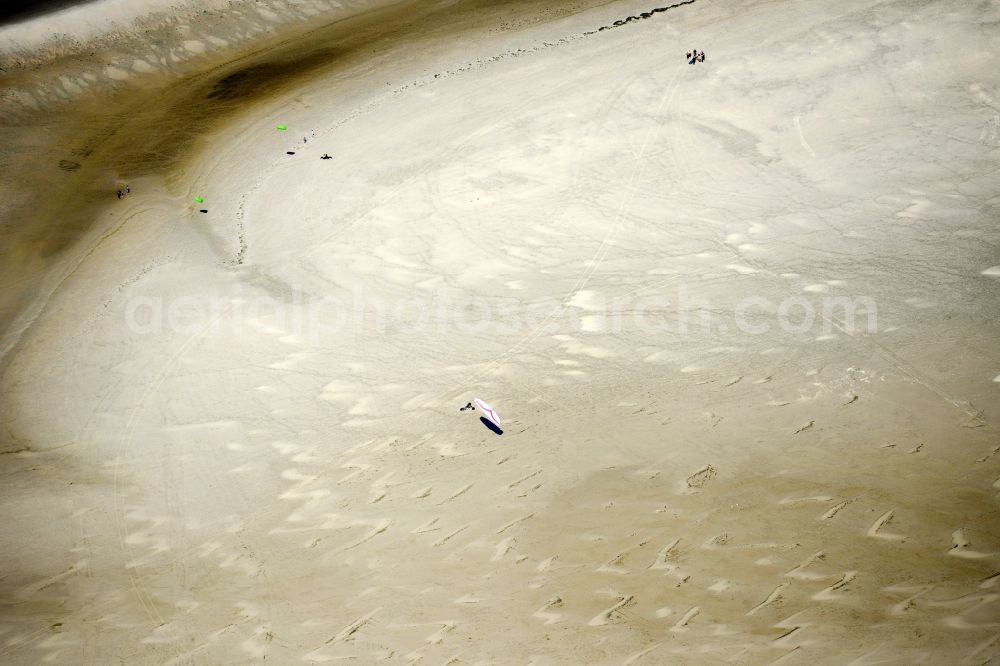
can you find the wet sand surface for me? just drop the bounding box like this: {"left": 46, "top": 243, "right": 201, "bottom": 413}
{"left": 1, "top": 0, "right": 999, "bottom": 663}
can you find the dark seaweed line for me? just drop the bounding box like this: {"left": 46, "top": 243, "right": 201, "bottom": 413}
{"left": 585, "top": 0, "right": 699, "bottom": 35}
{"left": 229, "top": 0, "right": 702, "bottom": 266}
{"left": 327, "top": 0, "right": 701, "bottom": 134}
{"left": 296, "top": 1, "right": 704, "bottom": 147}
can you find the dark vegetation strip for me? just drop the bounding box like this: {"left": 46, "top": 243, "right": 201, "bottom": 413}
{"left": 585, "top": 0, "right": 698, "bottom": 34}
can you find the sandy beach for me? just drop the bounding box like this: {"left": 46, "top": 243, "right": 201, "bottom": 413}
{"left": 1, "top": 0, "right": 999, "bottom": 663}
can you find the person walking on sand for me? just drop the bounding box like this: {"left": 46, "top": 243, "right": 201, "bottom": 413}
{"left": 116, "top": 189, "right": 123, "bottom": 199}
{"left": 125, "top": 184, "right": 130, "bottom": 195}
{"left": 698, "top": 50, "right": 705, "bottom": 62}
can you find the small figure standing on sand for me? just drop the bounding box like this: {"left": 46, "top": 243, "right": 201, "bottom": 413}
{"left": 698, "top": 50, "right": 705, "bottom": 62}
{"left": 116, "top": 189, "right": 123, "bottom": 199}
{"left": 125, "top": 184, "right": 130, "bottom": 195}
{"left": 686, "top": 51, "right": 691, "bottom": 60}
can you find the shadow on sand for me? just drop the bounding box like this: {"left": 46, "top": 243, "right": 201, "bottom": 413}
{"left": 480, "top": 417, "right": 503, "bottom": 436}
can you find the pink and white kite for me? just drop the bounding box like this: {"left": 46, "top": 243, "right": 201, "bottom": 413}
{"left": 474, "top": 398, "right": 500, "bottom": 427}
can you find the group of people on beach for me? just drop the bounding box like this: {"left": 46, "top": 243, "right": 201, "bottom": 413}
{"left": 115, "top": 184, "right": 130, "bottom": 199}
{"left": 687, "top": 49, "right": 705, "bottom": 63}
